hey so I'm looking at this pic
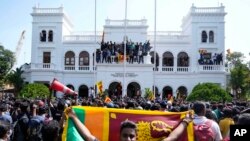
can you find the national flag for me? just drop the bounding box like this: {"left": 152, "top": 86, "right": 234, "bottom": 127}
{"left": 62, "top": 106, "right": 194, "bottom": 141}
{"left": 118, "top": 54, "right": 124, "bottom": 62}
{"left": 96, "top": 81, "right": 103, "bottom": 95}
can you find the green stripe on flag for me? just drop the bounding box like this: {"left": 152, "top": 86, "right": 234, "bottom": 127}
{"left": 66, "top": 107, "right": 86, "bottom": 141}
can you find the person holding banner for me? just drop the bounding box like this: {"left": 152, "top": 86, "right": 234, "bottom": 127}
{"left": 65, "top": 107, "right": 193, "bottom": 141}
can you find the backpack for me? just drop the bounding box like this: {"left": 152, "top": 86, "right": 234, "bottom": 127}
{"left": 12, "top": 115, "right": 29, "bottom": 141}
{"left": 194, "top": 120, "right": 215, "bottom": 141}
{"left": 27, "top": 117, "right": 44, "bottom": 141}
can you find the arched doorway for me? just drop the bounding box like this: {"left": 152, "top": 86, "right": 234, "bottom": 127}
{"left": 127, "top": 82, "right": 141, "bottom": 98}
{"left": 66, "top": 84, "right": 75, "bottom": 91}
{"left": 108, "top": 82, "right": 122, "bottom": 98}
{"left": 162, "top": 86, "right": 173, "bottom": 99}
{"left": 176, "top": 86, "right": 188, "bottom": 100}
{"left": 78, "top": 85, "right": 88, "bottom": 98}
{"left": 62, "top": 84, "right": 75, "bottom": 99}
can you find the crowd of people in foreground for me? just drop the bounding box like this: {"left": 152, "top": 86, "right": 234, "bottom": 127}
{"left": 0, "top": 94, "right": 250, "bottom": 141}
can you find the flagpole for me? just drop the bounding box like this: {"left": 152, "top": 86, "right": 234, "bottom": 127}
{"left": 123, "top": 0, "right": 127, "bottom": 97}
{"left": 153, "top": 0, "right": 157, "bottom": 98}
{"left": 94, "top": 0, "right": 97, "bottom": 97}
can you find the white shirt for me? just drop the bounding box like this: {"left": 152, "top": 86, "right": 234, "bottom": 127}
{"left": 193, "top": 115, "right": 222, "bottom": 141}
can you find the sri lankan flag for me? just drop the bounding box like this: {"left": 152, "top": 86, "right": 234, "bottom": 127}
{"left": 62, "top": 106, "right": 194, "bottom": 141}
{"left": 96, "top": 81, "right": 103, "bottom": 95}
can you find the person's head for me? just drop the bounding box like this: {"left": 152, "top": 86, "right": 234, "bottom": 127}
{"left": 237, "top": 113, "right": 250, "bottom": 125}
{"left": 222, "top": 108, "right": 233, "bottom": 118}
{"left": 42, "top": 120, "right": 60, "bottom": 141}
{"left": 0, "top": 120, "right": 11, "bottom": 140}
{"left": 120, "top": 120, "right": 137, "bottom": 141}
{"left": 193, "top": 101, "right": 206, "bottom": 116}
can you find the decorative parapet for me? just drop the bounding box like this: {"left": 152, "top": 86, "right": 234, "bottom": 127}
{"left": 31, "top": 6, "right": 73, "bottom": 27}
{"left": 147, "top": 31, "right": 190, "bottom": 43}
{"left": 182, "top": 4, "right": 226, "bottom": 25}
{"left": 32, "top": 7, "right": 64, "bottom": 14}
{"left": 63, "top": 35, "right": 102, "bottom": 43}
{"left": 105, "top": 19, "right": 148, "bottom": 27}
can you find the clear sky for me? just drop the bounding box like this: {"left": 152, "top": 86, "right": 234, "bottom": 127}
{"left": 0, "top": 0, "right": 250, "bottom": 68}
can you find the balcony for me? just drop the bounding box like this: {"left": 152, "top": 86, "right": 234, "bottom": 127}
{"left": 198, "top": 65, "right": 224, "bottom": 72}
{"left": 30, "top": 63, "right": 56, "bottom": 70}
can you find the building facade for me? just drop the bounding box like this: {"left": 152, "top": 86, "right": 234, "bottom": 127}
{"left": 23, "top": 4, "right": 227, "bottom": 98}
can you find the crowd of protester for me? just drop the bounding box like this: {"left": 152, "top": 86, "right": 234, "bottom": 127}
{"left": 0, "top": 93, "right": 250, "bottom": 141}
{"left": 96, "top": 40, "right": 152, "bottom": 64}
{"left": 198, "top": 52, "right": 223, "bottom": 65}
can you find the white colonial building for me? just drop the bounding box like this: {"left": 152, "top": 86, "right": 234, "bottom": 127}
{"left": 22, "top": 4, "right": 227, "bottom": 98}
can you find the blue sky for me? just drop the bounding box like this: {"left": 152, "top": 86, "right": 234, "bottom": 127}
{"left": 0, "top": 0, "right": 250, "bottom": 68}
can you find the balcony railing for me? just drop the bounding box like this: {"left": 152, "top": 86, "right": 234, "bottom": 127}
{"left": 162, "top": 66, "right": 174, "bottom": 72}
{"left": 26, "top": 63, "right": 225, "bottom": 73}
{"left": 198, "top": 65, "right": 224, "bottom": 72}
{"left": 79, "top": 66, "right": 89, "bottom": 71}
{"left": 177, "top": 67, "right": 189, "bottom": 72}
{"left": 30, "top": 63, "right": 55, "bottom": 69}
{"left": 64, "top": 65, "right": 75, "bottom": 70}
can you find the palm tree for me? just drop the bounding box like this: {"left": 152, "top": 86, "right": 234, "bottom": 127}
{"left": 5, "top": 67, "right": 24, "bottom": 96}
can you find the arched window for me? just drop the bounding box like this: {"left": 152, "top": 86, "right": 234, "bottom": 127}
{"left": 40, "top": 30, "right": 46, "bottom": 42}
{"left": 177, "top": 52, "right": 189, "bottom": 66}
{"left": 65, "top": 51, "right": 75, "bottom": 65}
{"left": 48, "top": 30, "right": 53, "bottom": 42}
{"left": 209, "top": 31, "right": 214, "bottom": 43}
{"left": 79, "top": 51, "right": 89, "bottom": 66}
{"left": 162, "top": 52, "right": 174, "bottom": 66}
{"left": 201, "top": 31, "right": 207, "bottom": 43}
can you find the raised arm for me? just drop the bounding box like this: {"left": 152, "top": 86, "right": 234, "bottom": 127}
{"left": 66, "top": 107, "right": 97, "bottom": 141}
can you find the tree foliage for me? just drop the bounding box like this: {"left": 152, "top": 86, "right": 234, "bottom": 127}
{"left": 5, "top": 67, "right": 24, "bottom": 96}
{"left": 226, "top": 51, "right": 245, "bottom": 67}
{"left": 0, "top": 45, "right": 15, "bottom": 87}
{"left": 19, "top": 83, "right": 50, "bottom": 98}
{"left": 226, "top": 51, "right": 250, "bottom": 99}
{"left": 187, "top": 83, "right": 232, "bottom": 102}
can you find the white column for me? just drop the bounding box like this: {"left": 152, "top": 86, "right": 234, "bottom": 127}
{"left": 159, "top": 56, "right": 162, "bottom": 72}
{"left": 75, "top": 56, "right": 79, "bottom": 71}
{"left": 174, "top": 57, "right": 177, "bottom": 72}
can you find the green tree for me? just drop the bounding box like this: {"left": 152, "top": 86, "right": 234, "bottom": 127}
{"left": 5, "top": 67, "right": 24, "bottom": 96}
{"left": 187, "top": 83, "right": 232, "bottom": 102}
{"left": 226, "top": 51, "right": 245, "bottom": 67}
{"left": 0, "top": 45, "right": 15, "bottom": 87}
{"left": 226, "top": 51, "right": 250, "bottom": 99}
{"left": 19, "top": 83, "right": 50, "bottom": 98}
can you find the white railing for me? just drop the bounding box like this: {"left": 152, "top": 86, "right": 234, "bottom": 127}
{"left": 192, "top": 7, "right": 224, "bottom": 13}
{"left": 162, "top": 66, "right": 174, "bottom": 72}
{"left": 177, "top": 67, "right": 189, "bottom": 72}
{"left": 63, "top": 35, "right": 102, "bottom": 42}
{"left": 199, "top": 65, "right": 224, "bottom": 71}
{"left": 32, "top": 7, "right": 63, "bottom": 14}
{"left": 105, "top": 19, "right": 147, "bottom": 26}
{"left": 79, "top": 66, "right": 89, "bottom": 71}
{"left": 147, "top": 35, "right": 189, "bottom": 42}
{"left": 64, "top": 65, "right": 75, "bottom": 70}
{"left": 148, "top": 31, "right": 182, "bottom": 36}
{"left": 70, "top": 31, "right": 103, "bottom": 35}
{"left": 31, "top": 63, "right": 55, "bottom": 69}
